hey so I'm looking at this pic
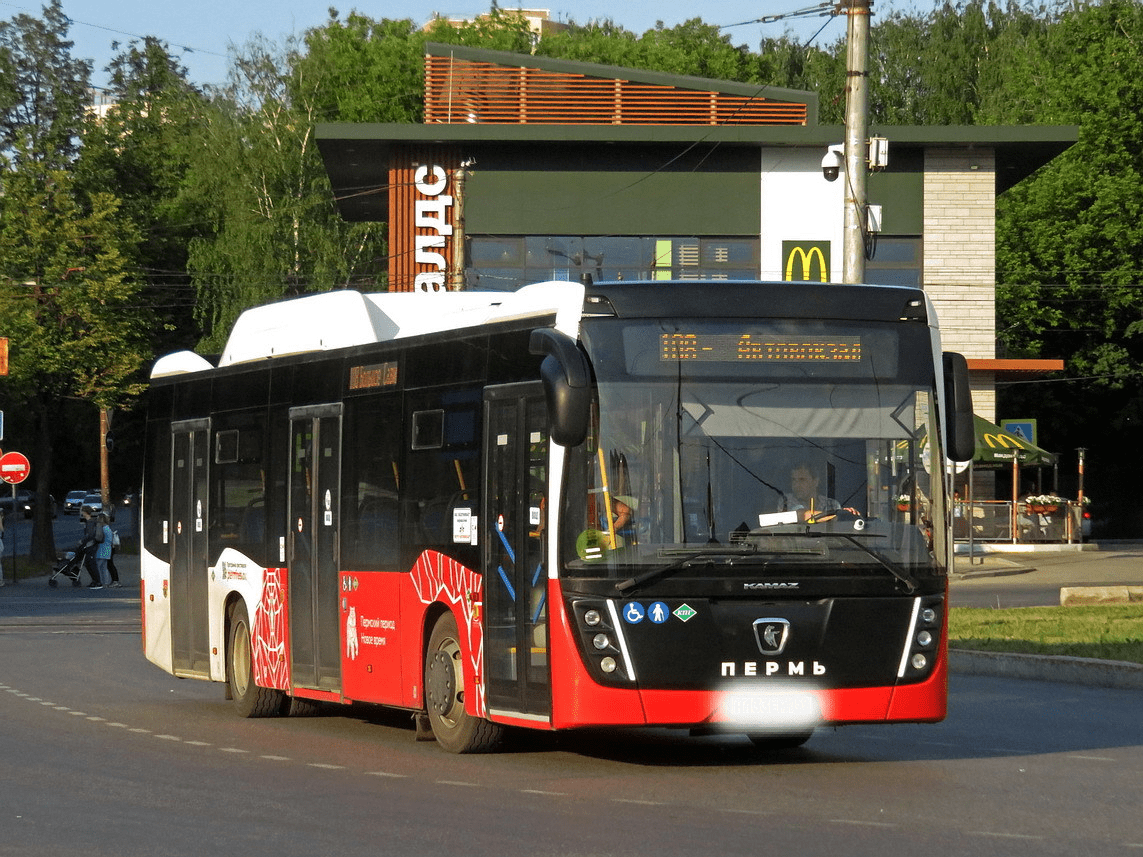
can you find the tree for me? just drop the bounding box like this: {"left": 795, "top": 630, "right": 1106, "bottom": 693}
{"left": 298, "top": 12, "right": 427, "bottom": 124}
{"left": 0, "top": 0, "right": 90, "bottom": 166}
{"left": 867, "top": 0, "right": 1053, "bottom": 125}
{"left": 985, "top": 0, "right": 1143, "bottom": 532}
{"left": 184, "top": 35, "right": 386, "bottom": 351}
{"left": 75, "top": 37, "right": 208, "bottom": 355}
{"left": 0, "top": 142, "right": 147, "bottom": 561}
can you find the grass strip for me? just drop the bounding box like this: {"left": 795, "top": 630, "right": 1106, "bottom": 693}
{"left": 949, "top": 604, "right": 1143, "bottom": 665}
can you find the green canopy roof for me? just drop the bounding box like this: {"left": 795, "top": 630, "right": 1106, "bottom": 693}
{"left": 973, "top": 415, "right": 1057, "bottom": 466}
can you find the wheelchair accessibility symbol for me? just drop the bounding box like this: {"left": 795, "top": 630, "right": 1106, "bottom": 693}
{"left": 623, "top": 602, "right": 645, "bottom": 624}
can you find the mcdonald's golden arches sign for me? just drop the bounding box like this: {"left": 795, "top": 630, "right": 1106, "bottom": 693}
{"left": 782, "top": 241, "right": 831, "bottom": 283}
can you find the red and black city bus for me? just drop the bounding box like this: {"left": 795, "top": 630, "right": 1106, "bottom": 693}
{"left": 141, "top": 280, "right": 974, "bottom": 752}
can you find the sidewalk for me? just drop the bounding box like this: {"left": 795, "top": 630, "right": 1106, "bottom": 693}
{"left": 952, "top": 542, "right": 1143, "bottom": 689}
{"left": 0, "top": 551, "right": 140, "bottom": 589}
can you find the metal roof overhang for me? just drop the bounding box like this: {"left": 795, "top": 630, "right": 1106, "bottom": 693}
{"left": 966, "top": 358, "right": 1066, "bottom": 379}
{"left": 315, "top": 123, "right": 1078, "bottom": 222}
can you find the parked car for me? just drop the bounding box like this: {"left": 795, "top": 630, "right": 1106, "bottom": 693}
{"left": 64, "top": 490, "right": 93, "bottom": 514}
{"left": 82, "top": 492, "right": 114, "bottom": 521}
{"left": 0, "top": 490, "right": 31, "bottom": 513}
{"left": 21, "top": 493, "right": 57, "bottom": 519}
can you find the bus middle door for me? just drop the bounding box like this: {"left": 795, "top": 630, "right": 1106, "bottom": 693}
{"left": 169, "top": 418, "right": 210, "bottom": 678}
{"left": 483, "top": 383, "right": 551, "bottom": 723}
{"left": 288, "top": 404, "right": 342, "bottom": 695}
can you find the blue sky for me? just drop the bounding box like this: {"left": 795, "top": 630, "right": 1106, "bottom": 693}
{"left": 1, "top": 1, "right": 868, "bottom": 90}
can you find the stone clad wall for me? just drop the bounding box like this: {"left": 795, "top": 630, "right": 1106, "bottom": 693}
{"left": 923, "top": 148, "right": 997, "bottom": 421}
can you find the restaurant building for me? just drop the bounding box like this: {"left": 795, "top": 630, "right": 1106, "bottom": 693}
{"left": 316, "top": 42, "right": 1075, "bottom": 419}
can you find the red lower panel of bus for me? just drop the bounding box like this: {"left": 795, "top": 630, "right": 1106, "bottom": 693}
{"left": 339, "top": 570, "right": 417, "bottom": 709}
{"left": 338, "top": 552, "right": 487, "bottom": 715}
{"left": 271, "top": 558, "right": 945, "bottom": 732}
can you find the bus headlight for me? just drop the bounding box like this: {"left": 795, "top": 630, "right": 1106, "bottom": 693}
{"left": 571, "top": 599, "right": 633, "bottom": 684}
{"left": 899, "top": 595, "right": 943, "bottom": 682}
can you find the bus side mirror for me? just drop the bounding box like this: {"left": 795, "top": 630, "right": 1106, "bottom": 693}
{"left": 942, "top": 351, "right": 975, "bottom": 463}
{"left": 530, "top": 328, "right": 591, "bottom": 447}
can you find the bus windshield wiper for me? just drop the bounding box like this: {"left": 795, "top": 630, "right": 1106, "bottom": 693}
{"left": 615, "top": 545, "right": 757, "bottom": 594}
{"left": 829, "top": 533, "right": 918, "bottom": 592}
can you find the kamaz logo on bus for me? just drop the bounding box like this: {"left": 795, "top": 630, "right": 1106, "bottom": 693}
{"left": 744, "top": 581, "right": 799, "bottom": 590}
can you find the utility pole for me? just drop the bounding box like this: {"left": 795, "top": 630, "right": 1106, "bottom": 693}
{"left": 842, "top": 0, "right": 872, "bottom": 284}
{"left": 100, "top": 407, "right": 112, "bottom": 509}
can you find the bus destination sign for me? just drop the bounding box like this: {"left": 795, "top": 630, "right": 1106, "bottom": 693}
{"left": 348, "top": 361, "right": 399, "bottom": 391}
{"left": 661, "top": 333, "right": 863, "bottom": 363}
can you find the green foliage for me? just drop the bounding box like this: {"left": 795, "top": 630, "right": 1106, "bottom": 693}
{"left": 987, "top": 0, "right": 1143, "bottom": 510}
{"left": 184, "top": 35, "right": 385, "bottom": 351}
{"left": 0, "top": 138, "right": 148, "bottom": 559}
{"left": 537, "top": 17, "right": 758, "bottom": 82}
{"left": 950, "top": 604, "right": 1143, "bottom": 664}
{"left": 0, "top": 0, "right": 90, "bottom": 166}
{"left": 74, "top": 37, "right": 208, "bottom": 354}
{"left": 422, "top": 7, "right": 537, "bottom": 54}
{"left": 755, "top": 35, "right": 845, "bottom": 121}
{"left": 0, "top": 149, "right": 147, "bottom": 406}
{"left": 991, "top": 0, "right": 1143, "bottom": 383}
{"left": 297, "top": 12, "right": 426, "bottom": 123}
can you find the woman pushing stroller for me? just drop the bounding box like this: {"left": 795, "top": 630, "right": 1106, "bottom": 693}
{"left": 79, "top": 505, "right": 119, "bottom": 590}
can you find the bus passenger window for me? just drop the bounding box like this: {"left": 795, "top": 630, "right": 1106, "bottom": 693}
{"left": 211, "top": 418, "right": 267, "bottom": 554}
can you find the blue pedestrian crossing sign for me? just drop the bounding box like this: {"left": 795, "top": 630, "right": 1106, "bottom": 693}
{"left": 1001, "top": 418, "right": 1037, "bottom": 446}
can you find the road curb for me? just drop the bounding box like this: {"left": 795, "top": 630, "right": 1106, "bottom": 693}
{"left": 950, "top": 648, "right": 1143, "bottom": 690}
{"left": 1059, "top": 585, "right": 1143, "bottom": 606}
{"left": 951, "top": 565, "right": 1035, "bottom": 580}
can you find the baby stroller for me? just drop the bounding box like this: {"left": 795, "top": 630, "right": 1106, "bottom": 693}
{"left": 48, "top": 547, "right": 86, "bottom": 588}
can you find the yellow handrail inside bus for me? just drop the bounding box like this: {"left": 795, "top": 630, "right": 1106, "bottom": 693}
{"left": 597, "top": 448, "right": 617, "bottom": 549}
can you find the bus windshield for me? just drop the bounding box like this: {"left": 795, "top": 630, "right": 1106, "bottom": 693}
{"left": 559, "top": 317, "right": 950, "bottom": 584}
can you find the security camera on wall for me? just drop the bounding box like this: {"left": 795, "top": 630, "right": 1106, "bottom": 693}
{"left": 821, "top": 148, "right": 843, "bottom": 182}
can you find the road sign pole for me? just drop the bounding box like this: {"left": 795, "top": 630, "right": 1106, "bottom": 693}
{"left": 9, "top": 482, "right": 14, "bottom": 584}
{"left": 0, "top": 450, "right": 32, "bottom": 584}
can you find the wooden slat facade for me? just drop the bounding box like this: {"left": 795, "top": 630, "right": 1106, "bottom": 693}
{"left": 424, "top": 56, "right": 808, "bottom": 126}
{"left": 389, "top": 146, "right": 461, "bottom": 292}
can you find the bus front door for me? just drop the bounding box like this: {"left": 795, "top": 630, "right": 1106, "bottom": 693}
{"left": 483, "top": 384, "right": 551, "bottom": 722}
{"left": 169, "top": 419, "right": 211, "bottom": 677}
{"left": 288, "top": 405, "right": 343, "bottom": 694}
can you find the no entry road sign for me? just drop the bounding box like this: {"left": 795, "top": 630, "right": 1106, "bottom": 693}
{"left": 0, "top": 450, "right": 30, "bottom": 484}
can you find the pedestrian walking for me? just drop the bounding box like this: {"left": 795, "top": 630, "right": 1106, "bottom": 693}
{"left": 107, "top": 525, "right": 120, "bottom": 587}
{"left": 92, "top": 513, "right": 114, "bottom": 590}
{"left": 79, "top": 506, "right": 101, "bottom": 588}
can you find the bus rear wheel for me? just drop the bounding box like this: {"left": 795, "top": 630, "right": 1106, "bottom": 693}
{"left": 424, "top": 612, "right": 503, "bottom": 753}
{"left": 227, "top": 601, "right": 284, "bottom": 718}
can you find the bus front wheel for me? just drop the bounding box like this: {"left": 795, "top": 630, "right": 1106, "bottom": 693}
{"left": 424, "top": 612, "right": 503, "bottom": 753}
{"left": 227, "top": 601, "right": 285, "bottom": 718}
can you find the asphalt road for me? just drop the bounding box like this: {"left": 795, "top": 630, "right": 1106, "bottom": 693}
{"left": 2, "top": 553, "right": 1142, "bottom": 857}
{"left": 951, "top": 545, "right": 1143, "bottom": 608}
